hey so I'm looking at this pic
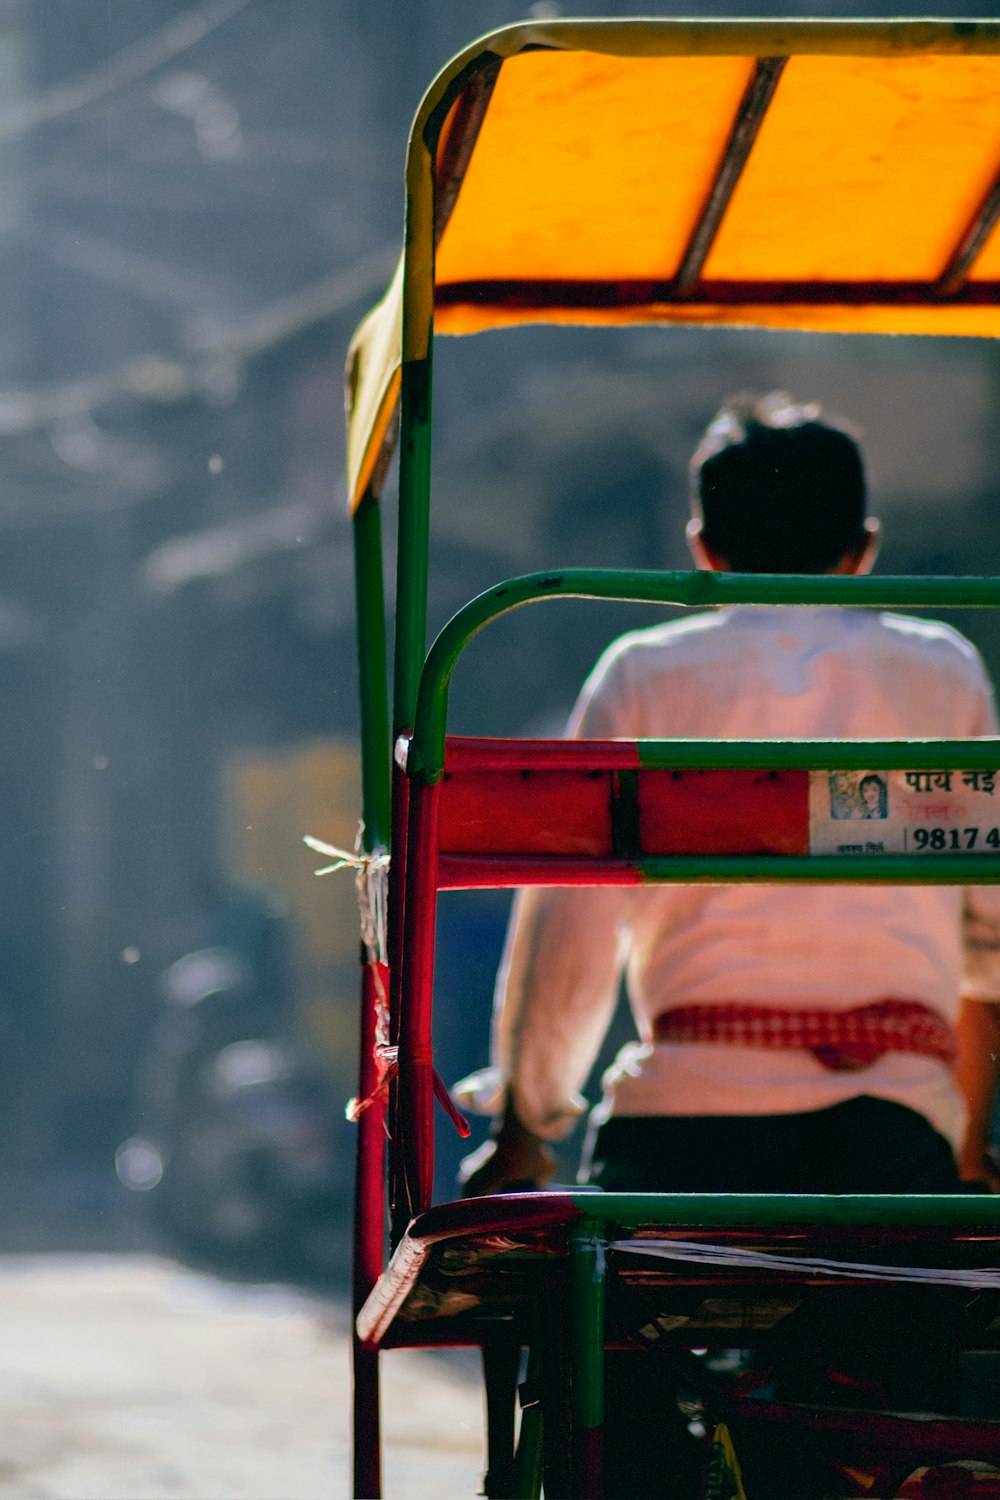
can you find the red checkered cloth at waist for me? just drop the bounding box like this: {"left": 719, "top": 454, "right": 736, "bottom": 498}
{"left": 651, "top": 999, "right": 956, "bottom": 1073}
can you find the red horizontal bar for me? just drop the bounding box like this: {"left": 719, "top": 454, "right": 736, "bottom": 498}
{"left": 437, "top": 854, "right": 645, "bottom": 889}
{"left": 409, "top": 1190, "right": 585, "bottom": 1246}
{"left": 443, "top": 735, "right": 641, "bottom": 771}
{"left": 438, "top": 763, "right": 809, "bottom": 861}
{"left": 441, "top": 768, "right": 616, "bottom": 856}
{"left": 641, "top": 768, "right": 807, "bottom": 855}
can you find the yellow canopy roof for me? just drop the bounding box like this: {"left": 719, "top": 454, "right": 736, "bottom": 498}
{"left": 346, "top": 19, "right": 1000, "bottom": 509}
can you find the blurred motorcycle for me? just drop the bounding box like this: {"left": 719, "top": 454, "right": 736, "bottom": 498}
{"left": 116, "top": 894, "right": 348, "bottom": 1282}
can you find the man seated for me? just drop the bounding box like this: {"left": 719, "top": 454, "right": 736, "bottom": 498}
{"left": 454, "top": 392, "right": 1000, "bottom": 1494}
{"left": 457, "top": 392, "right": 1000, "bottom": 1201}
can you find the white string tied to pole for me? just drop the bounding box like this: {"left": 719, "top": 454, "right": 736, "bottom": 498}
{"left": 302, "top": 828, "right": 389, "bottom": 966}
{"left": 305, "top": 829, "right": 393, "bottom": 1123}
{"left": 611, "top": 1237, "right": 1000, "bottom": 1289}
{"left": 305, "top": 828, "right": 389, "bottom": 968}
{"left": 304, "top": 828, "right": 471, "bottom": 1139}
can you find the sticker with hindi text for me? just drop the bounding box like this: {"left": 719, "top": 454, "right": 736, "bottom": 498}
{"left": 809, "top": 768, "right": 1000, "bottom": 855}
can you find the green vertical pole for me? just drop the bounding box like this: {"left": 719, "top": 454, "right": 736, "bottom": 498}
{"left": 569, "top": 1226, "right": 606, "bottom": 1498}
{"left": 513, "top": 1336, "right": 545, "bottom": 1500}
{"left": 393, "top": 349, "right": 433, "bottom": 736}
{"left": 393, "top": 105, "right": 437, "bottom": 738}
{"left": 513, "top": 1401, "right": 544, "bottom": 1500}
{"left": 353, "top": 491, "right": 391, "bottom": 853}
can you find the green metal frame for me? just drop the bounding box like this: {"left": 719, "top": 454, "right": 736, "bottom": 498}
{"left": 347, "top": 21, "right": 1000, "bottom": 1498}
{"left": 403, "top": 565, "right": 1000, "bottom": 886}
{"left": 359, "top": 1188, "right": 1000, "bottom": 1496}
{"left": 352, "top": 492, "right": 391, "bottom": 852}
{"left": 409, "top": 568, "right": 1000, "bottom": 779}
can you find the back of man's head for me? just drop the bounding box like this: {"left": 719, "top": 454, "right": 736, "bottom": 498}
{"left": 691, "top": 392, "right": 867, "bottom": 573}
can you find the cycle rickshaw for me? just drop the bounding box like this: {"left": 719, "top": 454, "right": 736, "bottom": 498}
{"left": 340, "top": 18, "right": 1000, "bottom": 1496}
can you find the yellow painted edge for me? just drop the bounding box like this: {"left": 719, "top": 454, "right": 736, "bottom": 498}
{"left": 347, "top": 366, "right": 400, "bottom": 514}
{"left": 434, "top": 297, "right": 1000, "bottom": 338}
{"left": 346, "top": 257, "right": 404, "bottom": 512}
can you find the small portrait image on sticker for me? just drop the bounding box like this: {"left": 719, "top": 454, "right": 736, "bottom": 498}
{"left": 828, "top": 771, "right": 888, "bottom": 821}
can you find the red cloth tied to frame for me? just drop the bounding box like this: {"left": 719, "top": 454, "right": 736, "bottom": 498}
{"left": 346, "top": 961, "right": 471, "bottom": 1137}
{"left": 652, "top": 999, "right": 957, "bottom": 1073}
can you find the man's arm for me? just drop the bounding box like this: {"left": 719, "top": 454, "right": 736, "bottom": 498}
{"left": 455, "top": 646, "right": 638, "bottom": 1193}
{"left": 458, "top": 1093, "right": 556, "bottom": 1197}
{"left": 455, "top": 882, "right": 631, "bottom": 1192}
{"left": 955, "top": 995, "right": 1000, "bottom": 1190}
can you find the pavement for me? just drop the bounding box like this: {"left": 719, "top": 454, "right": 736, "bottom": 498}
{"left": 0, "top": 1254, "right": 484, "bottom": 1499}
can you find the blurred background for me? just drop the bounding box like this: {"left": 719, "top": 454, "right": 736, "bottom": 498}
{"left": 0, "top": 0, "right": 997, "bottom": 1280}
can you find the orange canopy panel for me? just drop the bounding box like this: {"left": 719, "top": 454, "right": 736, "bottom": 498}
{"left": 346, "top": 20, "right": 1000, "bottom": 509}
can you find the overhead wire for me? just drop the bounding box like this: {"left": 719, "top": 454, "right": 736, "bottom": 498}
{"left": 0, "top": 0, "right": 394, "bottom": 437}
{"left": 0, "top": 0, "right": 255, "bottom": 138}
{"left": 0, "top": 244, "right": 400, "bottom": 433}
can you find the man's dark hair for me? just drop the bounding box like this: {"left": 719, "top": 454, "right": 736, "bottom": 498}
{"left": 691, "top": 392, "right": 867, "bottom": 573}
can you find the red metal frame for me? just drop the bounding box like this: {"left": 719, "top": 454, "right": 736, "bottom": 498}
{"left": 387, "top": 732, "right": 1000, "bottom": 1227}
{"left": 351, "top": 960, "right": 389, "bottom": 1499}
{"left": 386, "top": 762, "right": 410, "bottom": 1239}
{"left": 398, "top": 777, "right": 442, "bottom": 1221}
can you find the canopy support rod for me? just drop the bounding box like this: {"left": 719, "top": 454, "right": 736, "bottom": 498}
{"left": 673, "top": 56, "right": 785, "bottom": 296}
{"left": 935, "top": 161, "right": 1000, "bottom": 297}
{"left": 435, "top": 275, "right": 1000, "bottom": 310}
{"left": 433, "top": 57, "right": 502, "bottom": 247}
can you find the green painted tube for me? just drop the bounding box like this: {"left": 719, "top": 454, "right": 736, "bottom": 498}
{"left": 513, "top": 1315, "right": 545, "bottom": 1499}
{"left": 353, "top": 494, "right": 391, "bottom": 853}
{"left": 409, "top": 569, "right": 1000, "bottom": 778}
{"left": 633, "top": 854, "right": 1000, "bottom": 884}
{"left": 393, "top": 357, "right": 434, "bottom": 737}
{"left": 512, "top": 1402, "right": 543, "bottom": 1500}
{"left": 631, "top": 739, "right": 1000, "bottom": 770}
{"left": 569, "top": 1229, "right": 606, "bottom": 1431}
{"left": 563, "top": 1191, "right": 1000, "bottom": 1230}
